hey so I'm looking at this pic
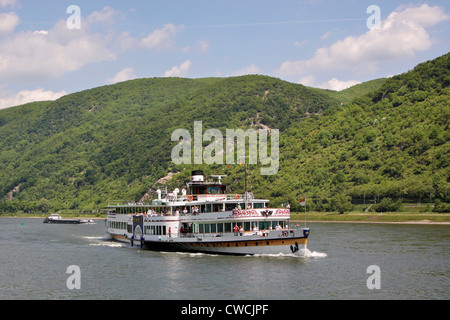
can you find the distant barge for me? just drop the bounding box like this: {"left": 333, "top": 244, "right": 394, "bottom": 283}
{"left": 43, "top": 214, "right": 94, "bottom": 224}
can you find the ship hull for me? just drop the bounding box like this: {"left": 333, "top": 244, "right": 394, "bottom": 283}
{"left": 109, "top": 231, "right": 308, "bottom": 256}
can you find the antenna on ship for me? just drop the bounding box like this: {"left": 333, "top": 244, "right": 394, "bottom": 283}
{"left": 239, "top": 154, "right": 249, "bottom": 209}
{"left": 211, "top": 175, "right": 227, "bottom": 184}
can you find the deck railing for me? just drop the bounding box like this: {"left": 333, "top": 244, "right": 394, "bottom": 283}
{"left": 108, "top": 193, "right": 255, "bottom": 206}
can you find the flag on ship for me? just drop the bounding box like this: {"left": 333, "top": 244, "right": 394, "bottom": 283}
{"left": 299, "top": 198, "right": 306, "bottom": 206}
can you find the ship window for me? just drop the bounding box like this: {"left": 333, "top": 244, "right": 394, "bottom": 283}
{"left": 207, "top": 186, "right": 221, "bottom": 194}
{"left": 225, "top": 203, "right": 237, "bottom": 211}
{"left": 199, "top": 224, "right": 204, "bottom": 233}
{"left": 217, "top": 223, "right": 223, "bottom": 233}
{"left": 244, "top": 222, "right": 251, "bottom": 231}
{"left": 211, "top": 224, "right": 216, "bottom": 233}
{"left": 224, "top": 223, "right": 231, "bottom": 232}
{"left": 259, "top": 221, "right": 271, "bottom": 230}
{"left": 204, "top": 224, "right": 210, "bottom": 233}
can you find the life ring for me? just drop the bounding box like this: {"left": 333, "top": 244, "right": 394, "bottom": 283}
{"left": 187, "top": 195, "right": 194, "bottom": 202}
{"left": 235, "top": 194, "right": 240, "bottom": 200}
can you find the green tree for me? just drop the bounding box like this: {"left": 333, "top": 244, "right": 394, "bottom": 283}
{"left": 330, "top": 194, "right": 352, "bottom": 214}
{"left": 36, "top": 198, "right": 52, "bottom": 213}
{"left": 373, "top": 197, "right": 402, "bottom": 212}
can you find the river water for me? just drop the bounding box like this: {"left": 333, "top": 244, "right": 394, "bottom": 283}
{"left": 0, "top": 218, "right": 448, "bottom": 300}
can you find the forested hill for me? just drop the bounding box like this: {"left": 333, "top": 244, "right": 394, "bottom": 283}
{"left": 0, "top": 53, "right": 448, "bottom": 213}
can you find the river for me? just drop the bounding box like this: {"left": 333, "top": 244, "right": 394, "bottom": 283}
{"left": 0, "top": 217, "right": 448, "bottom": 300}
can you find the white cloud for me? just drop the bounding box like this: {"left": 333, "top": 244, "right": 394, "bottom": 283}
{"left": 294, "top": 40, "right": 307, "bottom": 47}
{"left": 197, "top": 40, "right": 209, "bottom": 53}
{"left": 233, "top": 64, "right": 263, "bottom": 76}
{"left": 164, "top": 60, "right": 192, "bottom": 77}
{"left": 86, "top": 6, "right": 120, "bottom": 25}
{"left": 32, "top": 30, "right": 48, "bottom": 35}
{"left": 0, "top": 0, "right": 18, "bottom": 8}
{"left": 298, "top": 75, "right": 316, "bottom": 87}
{"left": 114, "top": 31, "right": 138, "bottom": 52}
{"left": 106, "top": 67, "right": 136, "bottom": 84}
{"left": 140, "top": 23, "right": 184, "bottom": 50}
{"left": 321, "top": 31, "right": 331, "bottom": 40}
{"left": 0, "top": 12, "right": 19, "bottom": 35}
{"left": 0, "top": 88, "right": 66, "bottom": 110}
{"left": 277, "top": 4, "right": 450, "bottom": 78}
{"left": 0, "top": 8, "right": 118, "bottom": 82}
{"left": 317, "top": 78, "right": 361, "bottom": 91}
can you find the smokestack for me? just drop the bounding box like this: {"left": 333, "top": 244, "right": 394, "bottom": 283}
{"left": 191, "top": 170, "right": 204, "bottom": 182}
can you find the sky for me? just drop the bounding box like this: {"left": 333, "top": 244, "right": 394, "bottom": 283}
{"left": 0, "top": 0, "right": 449, "bottom": 109}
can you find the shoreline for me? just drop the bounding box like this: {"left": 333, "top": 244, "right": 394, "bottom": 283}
{"left": 0, "top": 215, "right": 105, "bottom": 220}
{"left": 291, "top": 219, "right": 450, "bottom": 225}
{"left": 290, "top": 212, "right": 450, "bottom": 225}
{"left": 2, "top": 215, "right": 449, "bottom": 225}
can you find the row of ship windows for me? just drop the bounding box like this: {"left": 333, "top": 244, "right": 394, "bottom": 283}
{"left": 113, "top": 202, "right": 266, "bottom": 215}
{"left": 195, "top": 221, "right": 287, "bottom": 233}
{"left": 108, "top": 222, "right": 168, "bottom": 236}
{"left": 109, "top": 220, "right": 289, "bottom": 236}
{"left": 109, "top": 221, "right": 126, "bottom": 229}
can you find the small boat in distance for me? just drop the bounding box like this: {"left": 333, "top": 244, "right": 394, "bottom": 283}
{"left": 43, "top": 213, "right": 94, "bottom": 224}
{"left": 106, "top": 170, "right": 310, "bottom": 255}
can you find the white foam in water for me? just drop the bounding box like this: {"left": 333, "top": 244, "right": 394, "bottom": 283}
{"left": 299, "top": 248, "right": 327, "bottom": 258}
{"left": 89, "top": 241, "right": 126, "bottom": 248}
{"left": 252, "top": 248, "right": 327, "bottom": 258}
{"left": 84, "top": 234, "right": 127, "bottom": 248}
{"left": 83, "top": 235, "right": 109, "bottom": 240}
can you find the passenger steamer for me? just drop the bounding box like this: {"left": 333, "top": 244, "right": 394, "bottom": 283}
{"left": 106, "top": 170, "right": 310, "bottom": 255}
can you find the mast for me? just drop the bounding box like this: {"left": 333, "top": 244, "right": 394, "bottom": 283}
{"left": 245, "top": 160, "right": 248, "bottom": 209}
{"left": 240, "top": 154, "right": 249, "bottom": 209}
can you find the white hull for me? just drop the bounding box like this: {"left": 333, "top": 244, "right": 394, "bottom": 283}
{"left": 109, "top": 228, "right": 309, "bottom": 255}
{"left": 105, "top": 170, "right": 311, "bottom": 256}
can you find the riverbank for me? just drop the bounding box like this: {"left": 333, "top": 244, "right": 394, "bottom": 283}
{"left": 291, "top": 212, "right": 450, "bottom": 224}
{"left": 2, "top": 212, "right": 450, "bottom": 225}
{"left": 0, "top": 213, "right": 106, "bottom": 219}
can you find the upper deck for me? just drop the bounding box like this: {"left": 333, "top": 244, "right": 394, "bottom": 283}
{"left": 107, "top": 170, "right": 271, "bottom": 214}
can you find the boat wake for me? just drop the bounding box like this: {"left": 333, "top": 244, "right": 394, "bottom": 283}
{"left": 299, "top": 248, "right": 327, "bottom": 258}
{"left": 164, "top": 251, "right": 220, "bottom": 257}
{"left": 83, "top": 235, "right": 109, "bottom": 240}
{"left": 253, "top": 248, "right": 327, "bottom": 259}
{"left": 160, "top": 249, "right": 327, "bottom": 258}
{"left": 84, "top": 234, "right": 128, "bottom": 248}
{"left": 89, "top": 241, "right": 127, "bottom": 248}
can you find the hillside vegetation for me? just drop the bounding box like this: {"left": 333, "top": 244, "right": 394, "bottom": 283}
{"left": 0, "top": 53, "right": 448, "bottom": 214}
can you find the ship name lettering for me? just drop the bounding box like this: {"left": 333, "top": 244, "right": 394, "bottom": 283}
{"left": 279, "top": 231, "right": 289, "bottom": 237}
